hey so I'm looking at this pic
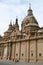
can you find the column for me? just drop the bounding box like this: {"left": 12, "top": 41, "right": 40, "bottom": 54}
{"left": 2, "top": 44, "right": 4, "bottom": 59}
{"left": 25, "top": 41, "right": 29, "bottom": 62}
{"left": 3, "top": 44, "right": 8, "bottom": 60}
{"left": 28, "top": 40, "right": 30, "bottom": 62}
{"left": 35, "top": 32, "right": 37, "bottom": 62}
{"left": 19, "top": 41, "right": 21, "bottom": 61}
{"left": 36, "top": 37, "right": 37, "bottom": 62}
{"left": 8, "top": 43, "right": 12, "bottom": 60}
{"left": 11, "top": 43, "right": 15, "bottom": 61}
{"left": 0, "top": 45, "right": 3, "bottom": 59}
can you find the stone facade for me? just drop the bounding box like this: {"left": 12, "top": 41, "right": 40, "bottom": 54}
{"left": 0, "top": 5, "right": 43, "bottom": 62}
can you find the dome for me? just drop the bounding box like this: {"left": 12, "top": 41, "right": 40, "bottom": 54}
{"left": 22, "top": 15, "right": 39, "bottom": 27}
{"left": 22, "top": 8, "right": 39, "bottom": 27}
{"left": 22, "top": 16, "right": 38, "bottom": 24}
{"left": 21, "top": 5, "right": 39, "bottom": 32}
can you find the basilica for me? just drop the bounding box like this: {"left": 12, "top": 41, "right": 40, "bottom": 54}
{"left": 0, "top": 5, "right": 43, "bottom": 62}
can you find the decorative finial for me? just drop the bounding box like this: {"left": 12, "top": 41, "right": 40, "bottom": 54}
{"left": 13, "top": 21, "right": 14, "bottom": 25}
{"left": 10, "top": 19, "right": 12, "bottom": 23}
{"left": 9, "top": 19, "right": 12, "bottom": 25}
{"left": 28, "top": 3, "right": 33, "bottom": 16}
{"left": 29, "top": 3, "right": 31, "bottom": 9}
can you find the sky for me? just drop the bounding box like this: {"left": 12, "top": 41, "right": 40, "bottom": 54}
{"left": 0, "top": 0, "right": 43, "bottom": 36}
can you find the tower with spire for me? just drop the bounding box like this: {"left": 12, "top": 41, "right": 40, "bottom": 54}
{"left": 14, "top": 17, "right": 19, "bottom": 31}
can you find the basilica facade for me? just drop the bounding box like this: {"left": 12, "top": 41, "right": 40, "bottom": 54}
{"left": 0, "top": 6, "right": 43, "bottom": 62}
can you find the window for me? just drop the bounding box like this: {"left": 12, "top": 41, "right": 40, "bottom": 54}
{"left": 39, "top": 53, "right": 41, "bottom": 56}
{"left": 39, "top": 32, "right": 42, "bottom": 36}
{"left": 16, "top": 53, "right": 18, "bottom": 56}
{"left": 31, "top": 53, "right": 33, "bottom": 56}
{"left": 31, "top": 32, "right": 35, "bottom": 36}
{"left": 22, "top": 53, "right": 24, "bottom": 56}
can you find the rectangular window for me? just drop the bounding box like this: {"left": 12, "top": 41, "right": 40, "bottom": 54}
{"left": 39, "top": 53, "right": 41, "bottom": 56}
{"left": 16, "top": 53, "right": 18, "bottom": 56}
{"left": 22, "top": 53, "right": 24, "bottom": 56}
{"left": 31, "top": 53, "right": 33, "bottom": 56}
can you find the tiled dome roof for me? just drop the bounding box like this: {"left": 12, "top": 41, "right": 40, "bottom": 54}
{"left": 22, "top": 15, "right": 39, "bottom": 27}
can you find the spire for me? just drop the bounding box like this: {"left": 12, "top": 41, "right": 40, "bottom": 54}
{"left": 29, "top": 3, "right": 31, "bottom": 10}
{"left": 9, "top": 19, "right": 12, "bottom": 26}
{"left": 15, "top": 16, "right": 19, "bottom": 31}
{"left": 15, "top": 16, "right": 18, "bottom": 24}
{"left": 28, "top": 3, "right": 33, "bottom": 16}
{"left": 9, "top": 19, "right": 12, "bottom": 30}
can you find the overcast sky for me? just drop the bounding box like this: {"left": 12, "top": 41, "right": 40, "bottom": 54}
{"left": 0, "top": 0, "right": 43, "bottom": 36}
